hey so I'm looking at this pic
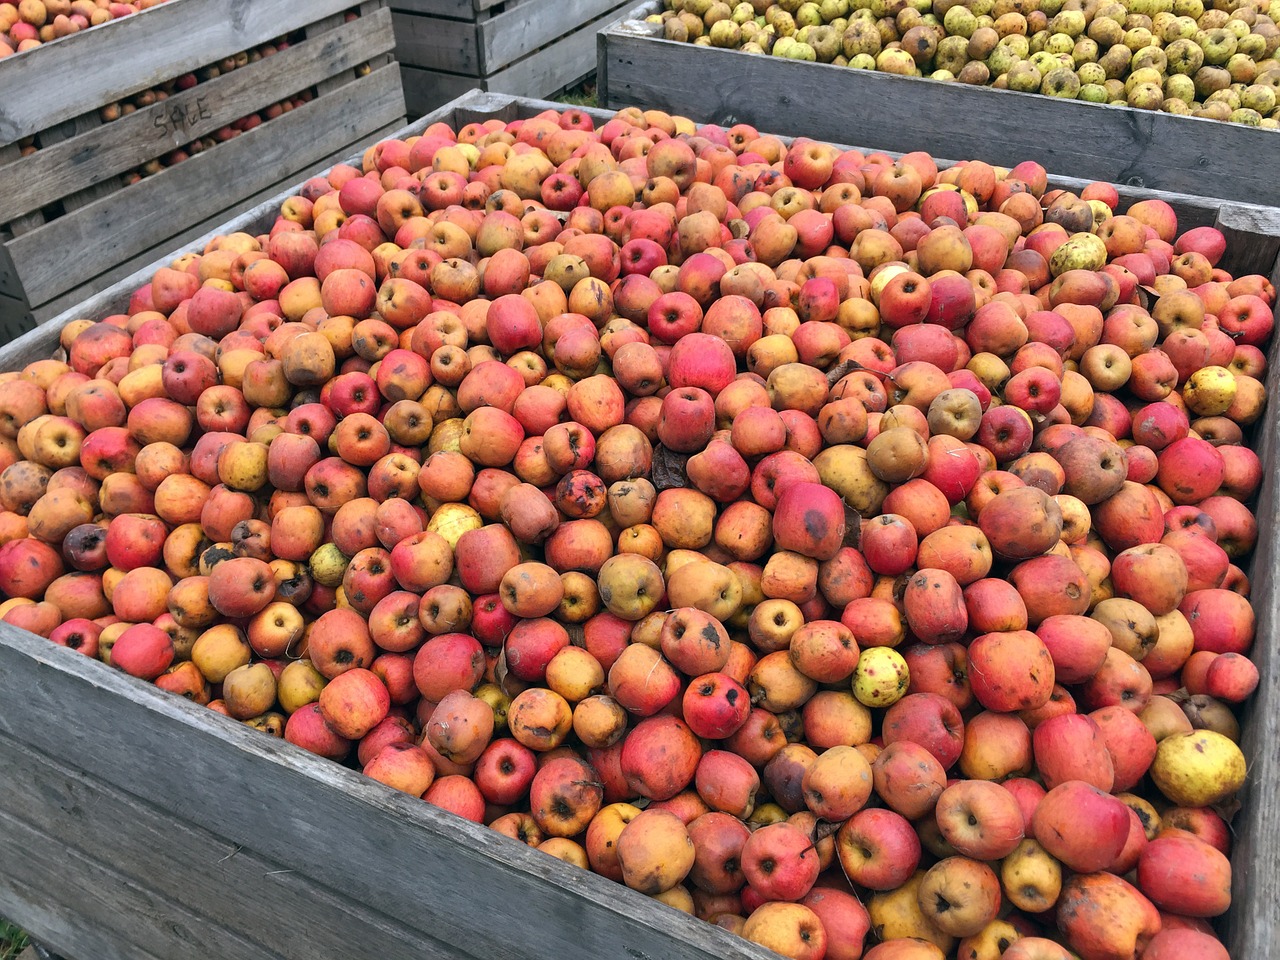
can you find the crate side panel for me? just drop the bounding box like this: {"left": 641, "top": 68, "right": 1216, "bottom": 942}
{"left": 481, "top": 0, "right": 629, "bottom": 73}
{"left": 392, "top": 10, "right": 481, "bottom": 74}
{"left": 0, "top": 0, "right": 377, "bottom": 145}
{"left": 485, "top": 2, "right": 635, "bottom": 99}
{"left": 401, "top": 67, "right": 484, "bottom": 117}
{"left": 0, "top": 733, "right": 480, "bottom": 960}
{"left": 0, "top": 8, "right": 397, "bottom": 224}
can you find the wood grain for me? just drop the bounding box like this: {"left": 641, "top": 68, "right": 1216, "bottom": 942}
{"left": 5, "top": 64, "right": 406, "bottom": 309}
{"left": 391, "top": 10, "right": 480, "bottom": 74}
{"left": 0, "top": 0, "right": 371, "bottom": 146}
{"left": 0, "top": 734, "right": 477, "bottom": 960}
{"left": 0, "top": 9, "right": 395, "bottom": 224}
{"left": 0, "top": 808, "right": 283, "bottom": 960}
{"left": 598, "top": 23, "right": 1280, "bottom": 206}
{"left": 0, "top": 625, "right": 780, "bottom": 960}
{"left": 481, "top": 0, "right": 627, "bottom": 73}
{"left": 485, "top": 0, "right": 635, "bottom": 98}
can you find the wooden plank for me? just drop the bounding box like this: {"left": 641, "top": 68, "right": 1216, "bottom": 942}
{"left": 392, "top": 10, "right": 480, "bottom": 74}
{"left": 598, "top": 24, "right": 1280, "bottom": 206}
{"left": 390, "top": 0, "right": 477, "bottom": 16}
{"left": 0, "top": 872, "right": 167, "bottom": 960}
{"left": 481, "top": 0, "right": 626, "bottom": 74}
{"left": 7, "top": 64, "right": 406, "bottom": 311}
{"left": 0, "top": 733, "right": 475, "bottom": 960}
{"left": 401, "top": 66, "right": 486, "bottom": 117}
{"left": 306, "top": 12, "right": 359, "bottom": 97}
{"left": 33, "top": 114, "right": 123, "bottom": 218}
{"left": 0, "top": 0, "right": 372, "bottom": 146}
{"left": 485, "top": 1, "right": 635, "bottom": 99}
{"left": 0, "top": 116, "right": 408, "bottom": 343}
{"left": 0, "top": 810, "right": 283, "bottom": 960}
{"left": 0, "top": 291, "right": 33, "bottom": 345}
{"left": 0, "top": 9, "right": 396, "bottom": 224}
{"left": 0, "top": 625, "right": 779, "bottom": 960}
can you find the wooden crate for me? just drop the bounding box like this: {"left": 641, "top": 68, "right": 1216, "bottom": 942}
{"left": 596, "top": 3, "right": 1280, "bottom": 209}
{"left": 0, "top": 90, "right": 1277, "bottom": 960}
{"left": 393, "top": 0, "right": 636, "bottom": 116}
{"left": 0, "top": 0, "right": 407, "bottom": 342}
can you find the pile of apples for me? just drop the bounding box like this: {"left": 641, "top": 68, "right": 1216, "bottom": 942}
{"left": 0, "top": 0, "right": 170, "bottom": 56}
{"left": 650, "top": 0, "right": 1280, "bottom": 127}
{"left": 0, "top": 100, "right": 1270, "bottom": 960}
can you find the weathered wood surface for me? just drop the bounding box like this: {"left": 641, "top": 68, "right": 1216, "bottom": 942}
{"left": 399, "top": 1, "right": 629, "bottom": 115}
{"left": 0, "top": 733, "right": 481, "bottom": 959}
{"left": 486, "top": 1, "right": 632, "bottom": 96}
{"left": 598, "top": 17, "right": 1280, "bottom": 207}
{"left": 3, "top": 64, "right": 405, "bottom": 310}
{"left": 392, "top": 10, "right": 481, "bottom": 74}
{"left": 0, "top": 116, "right": 407, "bottom": 340}
{"left": 0, "top": 89, "right": 1278, "bottom": 959}
{"left": 482, "top": 0, "right": 627, "bottom": 73}
{"left": 391, "top": 0, "right": 514, "bottom": 18}
{"left": 400, "top": 67, "right": 484, "bottom": 117}
{"left": 0, "top": 8, "right": 396, "bottom": 225}
{"left": 0, "top": 624, "right": 779, "bottom": 960}
{"left": 0, "top": 0, "right": 373, "bottom": 146}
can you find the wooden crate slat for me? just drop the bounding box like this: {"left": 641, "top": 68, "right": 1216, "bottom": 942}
{"left": 0, "top": 0, "right": 379, "bottom": 147}
{"left": 32, "top": 113, "right": 123, "bottom": 218}
{"left": 390, "top": 0, "right": 483, "bottom": 16}
{"left": 392, "top": 10, "right": 480, "bottom": 74}
{"left": 0, "top": 809, "right": 283, "bottom": 960}
{"left": 0, "top": 624, "right": 781, "bottom": 960}
{"left": 480, "top": 0, "right": 628, "bottom": 73}
{"left": 0, "top": 733, "right": 479, "bottom": 960}
{"left": 0, "top": 291, "right": 32, "bottom": 343}
{"left": 0, "top": 871, "right": 167, "bottom": 960}
{"left": 597, "top": 16, "right": 1280, "bottom": 206}
{"left": 400, "top": 66, "right": 487, "bottom": 117}
{"left": 0, "top": 116, "right": 408, "bottom": 342}
{"left": 306, "top": 12, "right": 361, "bottom": 96}
{"left": 486, "top": 0, "right": 637, "bottom": 99}
{"left": 5, "top": 64, "right": 406, "bottom": 311}
{"left": 392, "top": 0, "right": 536, "bottom": 18}
{"left": 0, "top": 8, "right": 396, "bottom": 225}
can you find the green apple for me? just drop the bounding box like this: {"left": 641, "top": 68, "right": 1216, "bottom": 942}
{"left": 1164, "top": 72, "right": 1197, "bottom": 100}
{"left": 1006, "top": 60, "right": 1040, "bottom": 90}
{"left": 1167, "top": 37, "right": 1205, "bottom": 74}
{"left": 1042, "top": 65, "right": 1083, "bottom": 96}
{"left": 943, "top": 4, "right": 978, "bottom": 38}
{"left": 1049, "top": 232, "right": 1107, "bottom": 276}
{"left": 1241, "top": 82, "right": 1277, "bottom": 113}
{"left": 1072, "top": 37, "right": 1099, "bottom": 65}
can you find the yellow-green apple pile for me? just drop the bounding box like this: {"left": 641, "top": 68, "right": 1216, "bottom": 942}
{"left": 651, "top": 0, "right": 1280, "bottom": 127}
{"left": 0, "top": 0, "right": 171, "bottom": 56}
{"left": 0, "top": 102, "right": 1270, "bottom": 960}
